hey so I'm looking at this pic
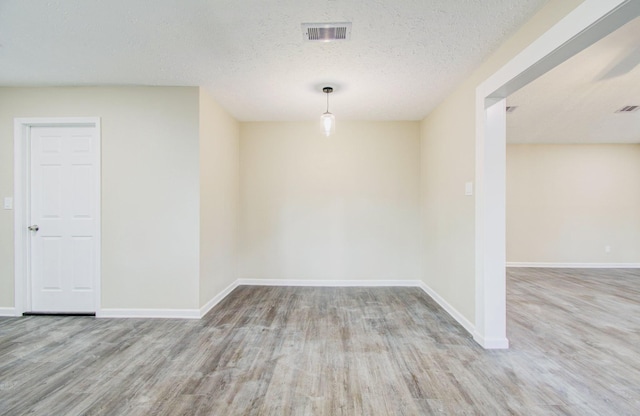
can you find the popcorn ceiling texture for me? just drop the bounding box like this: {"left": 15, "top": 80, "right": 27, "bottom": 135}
{"left": 0, "top": 0, "right": 546, "bottom": 121}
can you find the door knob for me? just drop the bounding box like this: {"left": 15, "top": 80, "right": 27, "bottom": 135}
{"left": 28, "top": 225, "right": 39, "bottom": 232}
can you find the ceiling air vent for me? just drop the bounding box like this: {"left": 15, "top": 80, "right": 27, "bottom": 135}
{"left": 302, "top": 22, "right": 352, "bottom": 42}
{"left": 615, "top": 105, "right": 639, "bottom": 113}
{"left": 506, "top": 106, "right": 518, "bottom": 113}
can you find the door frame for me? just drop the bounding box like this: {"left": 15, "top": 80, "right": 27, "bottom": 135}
{"left": 474, "top": 0, "right": 639, "bottom": 348}
{"left": 14, "top": 117, "right": 101, "bottom": 315}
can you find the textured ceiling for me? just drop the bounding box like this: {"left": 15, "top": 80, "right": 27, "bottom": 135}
{"left": 0, "top": 0, "right": 547, "bottom": 121}
{"left": 508, "top": 16, "right": 640, "bottom": 144}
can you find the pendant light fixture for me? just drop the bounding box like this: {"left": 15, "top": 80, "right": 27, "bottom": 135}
{"left": 321, "top": 86, "right": 335, "bottom": 137}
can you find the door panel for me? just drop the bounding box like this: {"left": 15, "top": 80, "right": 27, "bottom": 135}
{"left": 40, "top": 237, "right": 63, "bottom": 290}
{"left": 30, "top": 125, "right": 99, "bottom": 313}
{"left": 71, "top": 237, "right": 93, "bottom": 290}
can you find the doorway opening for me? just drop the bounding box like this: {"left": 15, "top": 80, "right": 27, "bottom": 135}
{"left": 475, "top": 0, "right": 640, "bottom": 348}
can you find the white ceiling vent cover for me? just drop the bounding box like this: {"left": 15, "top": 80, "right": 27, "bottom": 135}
{"left": 302, "top": 22, "right": 352, "bottom": 42}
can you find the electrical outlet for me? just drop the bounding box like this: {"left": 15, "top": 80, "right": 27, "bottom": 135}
{"left": 3, "top": 197, "right": 12, "bottom": 210}
{"left": 605, "top": 245, "right": 611, "bottom": 253}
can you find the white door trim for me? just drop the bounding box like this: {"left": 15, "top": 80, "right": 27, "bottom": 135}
{"left": 474, "top": 0, "right": 639, "bottom": 348}
{"left": 14, "top": 117, "right": 101, "bottom": 315}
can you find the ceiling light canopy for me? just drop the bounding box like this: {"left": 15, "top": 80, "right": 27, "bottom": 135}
{"left": 321, "top": 86, "right": 335, "bottom": 137}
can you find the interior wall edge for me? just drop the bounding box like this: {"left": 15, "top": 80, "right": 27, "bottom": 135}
{"left": 416, "top": 281, "right": 476, "bottom": 339}
{"left": 236, "top": 279, "right": 422, "bottom": 287}
{"left": 507, "top": 262, "right": 640, "bottom": 268}
{"left": 199, "top": 279, "right": 240, "bottom": 318}
{"left": 96, "top": 308, "right": 201, "bottom": 319}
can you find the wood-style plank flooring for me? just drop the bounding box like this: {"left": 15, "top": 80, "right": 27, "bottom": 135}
{"left": 1, "top": 268, "right": 639, "bottom": 415}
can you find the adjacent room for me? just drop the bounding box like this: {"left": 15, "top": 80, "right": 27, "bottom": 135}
{"left": 1, "top": 0, "right": 638, "bottom": 414}
{"left": 504, "top": 12, "right": 640, "bottom": 415}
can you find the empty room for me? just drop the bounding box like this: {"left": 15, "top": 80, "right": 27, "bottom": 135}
{"left": 504, "top": 13, "right": 640, "bottom": 415}
{"left": 1, "top": 0, "right": 639, "bottom": 415}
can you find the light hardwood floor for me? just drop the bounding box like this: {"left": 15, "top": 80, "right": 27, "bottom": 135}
{"left": 1, "top": 268, "right": 639, "bottom": 415}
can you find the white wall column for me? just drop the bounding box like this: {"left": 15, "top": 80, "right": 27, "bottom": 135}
{"left": 475, "top": 98, "right": 508, "bottom": 349}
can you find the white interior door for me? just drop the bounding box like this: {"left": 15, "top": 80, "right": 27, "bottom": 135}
{"left": 29, "top": 125, "right": 100, "bottom": 313}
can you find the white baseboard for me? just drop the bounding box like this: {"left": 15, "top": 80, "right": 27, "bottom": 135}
{"left": 199, "top": 280, "right": 240, "bottom": 318}
{"left": 237, "top": 279, "right": 421, "bottom": 287}
{"left": 507, "top": 262, "right": 640, "bottom": 268}
{"left": 0, "top": 307, "right": 18, "bottom": 317}
{"left": 96, "top": 308, "right": 200, "bottom": 319}
{"left": 416, "top": 282, "right": 476, "bottom": 337}
{"left": 473, "top": 333, "right": 509, "bottom": 349}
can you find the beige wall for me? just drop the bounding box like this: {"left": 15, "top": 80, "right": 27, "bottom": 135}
{"left": 0, "top": 87, "right": 201, "bottom": 310}
{"left": 199, "top": 89, "right": 240, "bottom": 307}
{"left": 420, "top": 94, "right": 476, "bottom": 320}
{"left": 0, "top": 0, "right": 589, "bottom": 320}
{"left": 239, "top": 121, "right": 420, "bottom": 281}
{"left": 507, "top": 144, "right": 640, "bottom": 264}
{"left": 419, "top": 0, "right": 583, "bottom": 323}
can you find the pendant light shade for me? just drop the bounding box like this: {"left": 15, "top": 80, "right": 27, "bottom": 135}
{"left": 321, "top": 87, "right": 335, "bottom": 136}
{"left": 321, "top": 112, "right": 335, "bottom": 137}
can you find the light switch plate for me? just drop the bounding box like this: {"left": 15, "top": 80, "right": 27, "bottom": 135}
{"left": 465, "top": 182, "right": 473, "bottom": 196}
{"left": 3, "top": 197, "right": 13, "bottom": 210}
